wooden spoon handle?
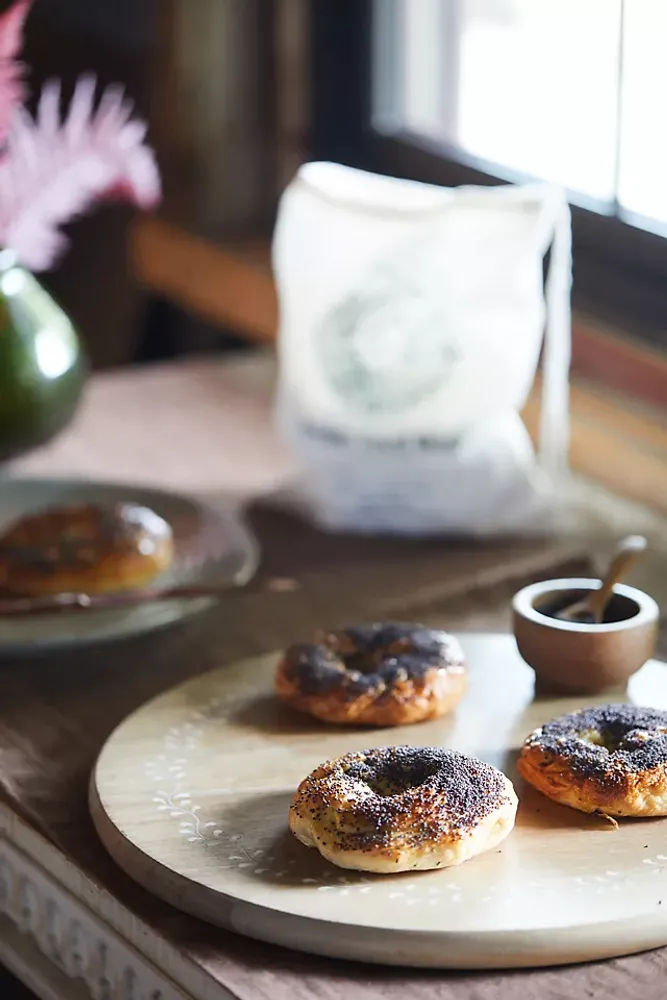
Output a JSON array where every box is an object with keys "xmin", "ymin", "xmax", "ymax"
[{"xmin": 588, "ymin": 534, "xmax": 647, "ymax": 623}]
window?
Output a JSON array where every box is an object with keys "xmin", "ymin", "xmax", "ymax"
[{"xmin": 310, "ymin": 0, "xmax": 667, "ymax": 347}]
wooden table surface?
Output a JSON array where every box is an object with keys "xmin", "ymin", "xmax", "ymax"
[{"xmin": 2, "ymin": 353, "xmax": 664, "ymax": 1000}]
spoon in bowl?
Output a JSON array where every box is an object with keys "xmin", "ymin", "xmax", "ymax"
[{"xmin": 557, "ymin": 534, "xmax": 647, "ymax": 624}]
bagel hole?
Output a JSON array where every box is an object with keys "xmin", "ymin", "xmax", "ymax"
[
  {"xmin": 343, "ymin": 652, "xmax": 377, "ymax": 675},
  {"xmin": 577, "ymin": 728, "xmax": 618, "ymax": 751},
  {"xmin": 350, "ymin": 759, "xmax": 441, "ymax": 797},
  {"xmin": 365, "ymin": 775, "xmax": 416, "ymax": 797},
  {"xmin": 577, "ymin": 726, "xmax": 667, "ymax": 752}
]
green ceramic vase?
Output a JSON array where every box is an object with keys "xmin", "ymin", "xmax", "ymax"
[{"xmin": 0, "ymin": 250, "xmax": 86, "ymax": 462}]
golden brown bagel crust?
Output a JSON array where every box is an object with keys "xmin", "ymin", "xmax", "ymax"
[
  {"xmin": 0, "ymin": 502, "xmax": 174, "ymax": 596},
  {"xmin": 518, "ymin": 704, "xmax": 667, "ymax": 817},
  {"xmin": 275, "ymin": 623, "xmax": 467, "ymax": 727},
  {"xmin": 289, "ymin": 746, "xmax": 518, "ymax": 872}
]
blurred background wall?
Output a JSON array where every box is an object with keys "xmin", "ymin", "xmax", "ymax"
[{"xmin": 20, "ymin": 0, "xmax": 307, "ymax": 368}]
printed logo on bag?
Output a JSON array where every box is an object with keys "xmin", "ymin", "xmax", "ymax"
[{"xmin": 316, "ymin": 245, "xmax": 461, "ymax": 416}]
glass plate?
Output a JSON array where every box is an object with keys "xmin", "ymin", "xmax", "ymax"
[{"xmin": 0, "ymin": 478, "xmax": 259, "ymax": 655}]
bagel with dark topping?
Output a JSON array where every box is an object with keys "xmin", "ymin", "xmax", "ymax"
[
  {"xmin": 275, "ymin": 622, "xmax": 467, "ymax": 727},
  {"xmin": 0, "ymin": 502, "xmax": 174, "ymax": 596},
  {"xmin": 289, "ymin": 746, "xmax": 518, "ymax": 873},
  {"xmin": 518, "ymin": 704, "xmax": 667, "ymax": 817}
]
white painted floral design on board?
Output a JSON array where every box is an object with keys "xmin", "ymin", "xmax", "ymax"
[{"xmin": 144, "ymin": 702, "xmax": 667, "ymax": 905}]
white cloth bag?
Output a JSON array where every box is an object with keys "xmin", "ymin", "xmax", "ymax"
[{"xmin": 273, "ymin": 162, "xmax": 572, "ymax": 535}]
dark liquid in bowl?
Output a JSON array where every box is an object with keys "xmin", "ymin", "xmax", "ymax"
[{"xmin": 536, "ymin": 590, "xmax": 640, "ymax": 624}]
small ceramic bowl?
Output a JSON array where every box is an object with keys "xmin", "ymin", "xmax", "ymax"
[{"xmin": 512, "ymin": 577, "xmax": 660, "ymax": 695}]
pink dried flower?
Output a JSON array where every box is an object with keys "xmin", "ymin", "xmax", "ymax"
[
  {"xmin": 0, "ymin": 0, "xmax": 161, "ymax": 270},
  {"xmin": 0, "ymin": 0, "xmax": 29, "ymax": 147},
  {"xmin": 0, "ymin": 77, "xmax": 161, "ymax": 270}
]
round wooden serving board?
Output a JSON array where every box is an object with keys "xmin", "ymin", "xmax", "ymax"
[{"xmin": 91, "ymin": 633, "xmax": 667, "ymax": 969}]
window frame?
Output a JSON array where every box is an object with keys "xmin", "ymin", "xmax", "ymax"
[{"xmin": 309, "ymin": 0, "xmax": 667, "ymax": 350}]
